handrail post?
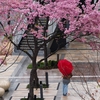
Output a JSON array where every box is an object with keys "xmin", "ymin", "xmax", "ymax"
[
  {"xmin": 45, "ymin": 72, "xmax": 49, "ymax": 88},
  {"xmin": 40, "ymin": 81, "xmax": 43, "ymax": 100},
  {"xmin": 57, "ymin": 54, "xmax": 59, "ymax": 62}
]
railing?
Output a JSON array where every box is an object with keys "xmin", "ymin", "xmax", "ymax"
[
  {"xmin": 13, "ymin": 29, "xmax": 25, "ymax": 45},
  {"xmin": 48, "ymin": 19, "xmax": 57, "ymax": 36},
  {"xmin": 12, "ymin": 13, "xmax": 25, "ymax": 45}
]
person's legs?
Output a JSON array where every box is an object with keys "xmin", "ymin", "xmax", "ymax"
[{"xmin": 63, "ymin": 83, "xmax": 68, "ymax": 96}]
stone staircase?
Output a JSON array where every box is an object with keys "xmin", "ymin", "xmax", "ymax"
[
  {"xmin": 18, "ymin": 33, "xmax": 44, "ymax": 50},
  {"xmin": 16, "ymin": 18, "xmax": 47, "ymax": 51},
  {"xmin": 16, "ymin": 18, "xmax": 66, "ymax": 55}
]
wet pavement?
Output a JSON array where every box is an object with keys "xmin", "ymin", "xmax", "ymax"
[{"xmin": 0, "ymin": 42, "xmax": 100, "ymax": 100}]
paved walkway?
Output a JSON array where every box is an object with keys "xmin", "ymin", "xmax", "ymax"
[
  {"xmin": 58, "ymin": 81, "xmax": 100, "ymax": 100},
  {"xmin": 0, "ymin": 55, "xmax": 24, "ymax": 80},
  {"xmin": 0, "ymin": 55, "xmax": 29, "ymax": 100},
  {"xmin": 0, "ymin": 42, "xmax": 100, "ymax": 100}
]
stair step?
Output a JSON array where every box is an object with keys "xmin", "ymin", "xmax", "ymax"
[
  {"xmin": 21, "ymin": 40, "xmax": 43, "ymax": 43},
  {"xmin": 38, "ymin": 18, "xmax": 47, "ymax": 26},
  {"xmin": 25, "ymin": 36, "xmax": 34, "ymax": 38},
  {"xmin": 20, "ymin": 43, "xmax": 35, "ymax": 45},
  {"xmin": 21, "ymin": 39, "xmax": 43, "ymax": 42},
  {"xmin": 21, "ymin": 39, "xmax": 34, "ymax": 42},
  {"xmin": 18, "ymin": 47, "xmax": 44, "ymax": 50},
  {"xmin": 19, "ymin": 43, "xmax": 43, "ymax": 46}
]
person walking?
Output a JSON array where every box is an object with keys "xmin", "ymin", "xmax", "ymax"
[
  {"xmin": 57, "ymin": 59, "xmax": 73, "ymax": 96},
  {"xmin": 62, "ymin": 73, "xmax": 72, "ymax": 96}
]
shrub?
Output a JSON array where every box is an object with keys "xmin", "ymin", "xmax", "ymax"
[
  {"xmin": 20, "ymin": 98, "xmax": 44, "ymax": 100},
  {"xmin": 27, "ymin": 63, "xmax": 32, "ymax": 69},
  {"xmin": 27, "ymin": 60, "xmax": 58, "ymax": 69},
  {"xmin": 38, "ymin": 62, "xmax": 45, "ymax": 69},
  {"xmin": 26, "ymin": 84, "xmax": 48, "ymax": 89}
]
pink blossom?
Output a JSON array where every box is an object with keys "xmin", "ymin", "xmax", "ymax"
[{"xmin": 0, "ymin": 0, "xmax": 100, "ymax": 50}]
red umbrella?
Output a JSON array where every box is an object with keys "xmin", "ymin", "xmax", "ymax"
[{"xmin": 57, "ymin": 59, "xmax": 73, "ymax": 76}]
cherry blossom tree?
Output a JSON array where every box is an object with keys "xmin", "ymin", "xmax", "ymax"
[{"xmin": 0, "ymin": 0, "xmax": 100, "ymax": 99}]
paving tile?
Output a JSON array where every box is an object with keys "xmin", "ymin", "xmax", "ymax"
[
  {"xmin": 68, "ymin": 42, "xmax": 91, "ymax": 49},
  {"xmin": 12, "ymin": 90, "xmax": 57, "ymax": 95},
  {"xmin": 12, "ymin": 91, "xmax": 57, "ymax": 97},
  {"xmin": 11, "ymin": 96, "xmax": 54, "ymax": 100},
  {"xmin": 11, "ymin": 82, "xmax": 58, "ymax": 100},
  {"xmin": 36, "ymin": 56, "xmax": 44, "ymax": 62},
  {"xmin": 17, "ymin": 83, "xmax": 58, "ymax": 90},
  {"xmin": 0, "ymin": 65, "xmax": 17, "ymax": 71},
  {"xmin": 37, "ymin": 69, "xmax": 61, "ymax": 76},
  {"xmin": 59, "ymin": 82, "xmax": 100, "ymax": 100},
  {"xmin": 61, "ymin": 95, "xmax": 81, "ymax": 100},
  {"xmin": 0, "ymin": 56, "xmax": 24, "ymax": 81}
]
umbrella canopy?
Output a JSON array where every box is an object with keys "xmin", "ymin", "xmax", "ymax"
[{"xmin": 57, "ymin": 59, "xmax": 73, "ymax": 76}]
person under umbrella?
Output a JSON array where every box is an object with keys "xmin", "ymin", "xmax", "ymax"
[
  {"xmin": 57, "ymin": 59, "xmax": 73, "ymax": 96},
  {"xmin": 62, "ymin": 73, "xmax": 72, "ymax": 96}
]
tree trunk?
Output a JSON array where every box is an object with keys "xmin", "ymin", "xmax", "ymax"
[
  {"xmin": 29, "ymin": 58, "xmax": 38, "ymax": 100},
  {"xmin": 29, "ymin": 69, "xmax": 34, "ymax": 100}
]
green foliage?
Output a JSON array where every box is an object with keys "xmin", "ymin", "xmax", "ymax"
[
  {"xmin": 38, "ymin": 62, "xmax": 45, "ymax": 69},
  {"xmin": 27, "ymin": 63, "xmax": 32, "ymax": 69},
  {"xmin": 26, "ymin": 83, "xmax": 48, "ymax": 89},
  {"xmin": 20, "ymin": 98, "xmax": 44, "ymax": 100},
  {"xmin": 20, "ymin": 98, "xmax": 27, "ymax": 100},
  {"xmin": 27, "ymin": 60, "xmax": 58, "ymax": 69},
  {"xmin": 48, "ymin": 60, "xmax": 58, "ymax": 67}
]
